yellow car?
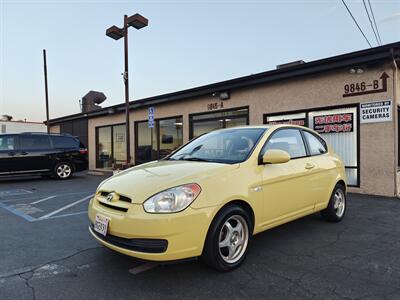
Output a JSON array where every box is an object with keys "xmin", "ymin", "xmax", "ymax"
[{"xmin": 88, "ymin": 125, "xmax": 347, "ymax": 271}]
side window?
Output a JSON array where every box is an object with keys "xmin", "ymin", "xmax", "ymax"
[
  {"xmin": 264, "ymin": 129, "xmax": 306, "ymax": 159},
  {"xmin": 303, "ymin": 131, "xmax": 327, "ymax": 155},
  {"xmin": 51, "ymin": 136, "xmax": 79, "ymax": 149},
  {"xmin": 19, "ymin": 135, "xmax": 51, "ymax": 150},
  {"xmin": 0, "ymin": 136, "xmax": 15, "ymax": 151}
]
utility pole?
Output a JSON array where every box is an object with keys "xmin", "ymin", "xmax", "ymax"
[{"xmin": 43, "ymin": 49, "xmax": 50, "ymax": 133}]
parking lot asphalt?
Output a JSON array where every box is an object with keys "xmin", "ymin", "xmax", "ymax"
[{"xmin": 1, "ymin": 174, "xmax": 400, "ymax": 300}]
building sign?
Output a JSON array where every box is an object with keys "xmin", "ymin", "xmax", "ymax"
[
  {"xmin": 148, "ymin": 107, "xmax": 155, "ymax": 128},
  {"xmin": 360, "ymin": 100, "xmax": 392, "ymax": 124},
  {"xmin": 207, "ymin": 101, "xmax": 224, "ymax": 111},
  {"xmin": 343, "ymin": 72, "xmax": 389, "ymax": 98},
  {"xmin": 313, "ymin": 113, "xmax": 353, "ymax": 133},
  {"xmin": 266, "ymin": 118, "xmax": 306, "ymax": 126}
]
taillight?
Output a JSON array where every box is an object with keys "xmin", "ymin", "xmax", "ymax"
[{"xmin": 79, "ymin": 148, "xmax": 88, "ymax": 155}]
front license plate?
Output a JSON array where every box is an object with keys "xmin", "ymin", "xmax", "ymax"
[{"xmin": 94, "ymin": 214, "xmax": 110, "ymax": 237}]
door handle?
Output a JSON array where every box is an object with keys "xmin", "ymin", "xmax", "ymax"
[{"xmin": 305, "ymin": 163, "xmax": 315, "ymax": 170}]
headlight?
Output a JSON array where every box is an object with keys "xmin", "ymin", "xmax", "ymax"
[{"xmin": 143, "ymin": 183, "xmax": 201, "ymax": 213}]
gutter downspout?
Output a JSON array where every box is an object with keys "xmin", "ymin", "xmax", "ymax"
[{"xmin": 391, "ymin": 48, "xmax": 399, "ymax": 197}]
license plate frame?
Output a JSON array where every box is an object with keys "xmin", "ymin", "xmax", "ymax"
[{"xmin": 94, "ymin": 214, "xmax": 110, "ymax": 237}]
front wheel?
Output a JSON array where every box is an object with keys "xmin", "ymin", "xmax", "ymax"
[
  {"xmin": 54, "ymin": 162, "xmax": 73, "ymax": 180},
  {"xmin": 321, "ymin": 184, "xmax": 346, "ymax": 222},
  {"xmin": 201, "ymin": 205, "xmax": 251, "ymax": 271}
]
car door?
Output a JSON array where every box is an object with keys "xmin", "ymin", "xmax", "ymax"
[
  {"xmin": 259, "ymin": 128, "xmax": 315, "ymax": 227},
  {"xmin": 301, "ymin": 130, "xmax": 335, "ymax": 209},
  {"xmin": 17, "ymin": 134, "xmax": 53, "ymax": 172},
  {"xmin": 0, "ymin": 135, "xmax": 20, "ymax": 173}
]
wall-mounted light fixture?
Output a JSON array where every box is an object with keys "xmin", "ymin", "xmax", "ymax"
[
  {"xmin": 219, "ymin": 91, "xmax": 230, "ymax": 100},
  {"xmin": 349, "ymin": 67, "xmax": 364, "ymax": 74}
]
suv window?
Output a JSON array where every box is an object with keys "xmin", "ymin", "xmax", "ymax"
[
  {"xmin": 263, "ymin": 129, "xmax": 306, "ymax": 159},
  {"xmin": 0, "ymin": 136, "xmax": 16, "ymax": 151},
  {"xmin": 51, "ymin": 136, "xmax": 79, "ymax": 149},
  {"xmin": 19, "ymin": 135, "xmax": 51, "ymax": 150},
  {"xmin": 303, "ymin": 131, "xmax": 327, "ymax": 155}
]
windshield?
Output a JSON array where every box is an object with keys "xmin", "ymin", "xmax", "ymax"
[{"xmin": 168, "ymin": 128, "xmax": 267, "ymax": 164}]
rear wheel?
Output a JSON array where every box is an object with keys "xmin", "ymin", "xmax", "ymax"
[
  {"xmin": 201, "ymin": 205, "xmax": 251, "ymax": 271},
  {"xmin": 321, "ymin": 184, "xmax": 346, "ymax": 222},
  {"xmin": 54, "ymin": 162, "xmax": 73, "ymax": 180}
]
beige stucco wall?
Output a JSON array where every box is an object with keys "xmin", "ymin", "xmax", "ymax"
[
  {"xmin": 49, "ymin": 124, "xmax": 60, "ymax": 133},
  {"xmin": 80, "ymin": 63, "xmax": 397, "ymax": 197}
]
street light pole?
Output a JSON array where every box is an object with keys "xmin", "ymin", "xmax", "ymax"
[
  {"xmin": 43, "ymin": 49, "xmax": 50, "ymax": 133},
  {"xmin": 123, "ymin": 15, "xmax": 131, "ymax": 165},
  {"xmin": 106, "ymin": 13, "xmax": 148, "ymax": 166}
]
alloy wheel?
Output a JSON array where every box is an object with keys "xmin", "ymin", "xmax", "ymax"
[
  {"xmin": 57, "ymin": 164, "xmax": 71, "ymax": 179},
  {"xmin": 218, "ymin": 215, "xmax": 249, "ymax": 264},
  {"xmin": 333, "ymin": 189, "xmax": 345, "ymax": 218}
]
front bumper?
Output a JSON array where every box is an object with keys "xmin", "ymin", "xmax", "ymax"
[{"xmin": 88, "ymin": 197, "xmax": 213, "ymax": 261}]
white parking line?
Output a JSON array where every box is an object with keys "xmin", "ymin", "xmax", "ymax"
[
  {"xmin": 31, "ymin": 196, "xmax": 56, "ymax": 205},
  {"xmin": 128, "ymin": 263, "xmax": 158, "ymax": 275},
  {"xmin": 38, "ymin": 194, "xmax": 94, "ymax": 220}
]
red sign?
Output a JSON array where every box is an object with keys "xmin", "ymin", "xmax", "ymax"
[{"xmin": 313, "ymin": 113, "xmax": 353, "ymax": 134}]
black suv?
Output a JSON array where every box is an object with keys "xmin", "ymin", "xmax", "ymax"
[{"xmin": 0, "ymin": 132, "xmax": 88, "ymax": 179}]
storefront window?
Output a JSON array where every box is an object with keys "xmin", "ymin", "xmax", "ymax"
[
  {"xmin": 159, "ymin": 118, "xmax": 183, "ymax": 158},
  {"xmin": 136, "ymin": 121, "xmax": 158, "ymax": 164},
  {"xmin": 135, "ymin": 117, "xmax": 183, "ymax": 165},
  {"xmin": 97, "ymin": 126, "xmax": 112, "ymax": 169},
  {"xmin": 113, "ymin": 125, "xmax": 127, "ymax": 164},
  {"xmin": 264, "ymin": 106, "xmax": 359, "ymax": 187},
  {"xmin": 308, "ymin": 107, "xmax": 358, "ymax": 186},
  {"xmin": 190, "ymin": 107, "xmax": 249, "ymax": 138},
  {"xmin": 96, "ymin": 124, "xmax": 126, "ymax": 169}
]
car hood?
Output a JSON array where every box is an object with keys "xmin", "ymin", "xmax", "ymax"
[{"xmin": 97, "ymin": 160, "xmax": 239, "ymax": 204}]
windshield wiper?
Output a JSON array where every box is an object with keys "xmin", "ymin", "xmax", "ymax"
[{"xmin": 180, "ymin": 157, "xmax": 212, "ymax": 162}]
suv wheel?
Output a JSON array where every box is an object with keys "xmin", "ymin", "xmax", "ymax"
[
  {"xmin": 201, "ymin": 205, "xmax": 251, "ymax": 271},
  {"xmin": 54, "ymin": 162, "xmax": 73, "ymax": 180}
]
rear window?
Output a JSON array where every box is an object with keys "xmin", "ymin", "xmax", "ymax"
[
  {"xmin": 51, "ymin": 136, "xmax": 79, "ymax": 149},
  {"xmin": 0, "ymin": 136, "xmax": 16, "ymax": 151},
  {"xmin": 19, "ymin": 135, "xmax": 51, "ymax": 150}
]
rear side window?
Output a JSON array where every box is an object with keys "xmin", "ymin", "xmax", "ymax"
[
  {"xmin": 51, "ymin": 136, "xmax": 79, "ymax": 149},
  {"xmin": 19, "ymin": 135, "xmax": 51, "ymax": 150},
  {"xmin": 0, "ymin": 136, "xmax": 16, "ymax": 151},
  {"xmin": 303, "ymin": 131, "xmax": 327, "ymax": 155},
  {"xmin": 263, "ymin": 129, "xmax": 307, "ymax": 159}
]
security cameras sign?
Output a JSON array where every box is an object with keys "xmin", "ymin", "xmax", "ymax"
[
  {"xmin": 313, "ymin": 113, "xmax": 353, "ymax": 134},
  {"xmin": 360, "ymin": 100, "xmax": 392, "ymax": 124}
]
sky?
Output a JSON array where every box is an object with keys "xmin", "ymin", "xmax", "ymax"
[{"xmin": 0, "ymin": 0, "xmax": 399, "ymax": 122}]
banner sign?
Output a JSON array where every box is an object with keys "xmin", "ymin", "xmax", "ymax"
[
  {"xmin": 266, "ymin": 118, "xmax": 306, "ymax": 126},
  {"xmin": 360, "ymin": 100, "xmax": 392, "ymax": 124},
  {"xmin": 148, "ymin": 107, "xmax": 155, "ymax": 128},
  {"xmin": 313, "ymin": 113, "xmax": 353, "ymax": 134}
]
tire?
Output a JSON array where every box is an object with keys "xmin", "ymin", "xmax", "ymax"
[
  {"xmin": 321, "ymin": 184, "xmax": 346, "ymax": 222},
  {"xmin": 54, "ymin": 162, "xmax": 73, "ymax": 180},
  {"xmin": 201, "ymin": 205, "xmax": 252, "ymax": 271}
]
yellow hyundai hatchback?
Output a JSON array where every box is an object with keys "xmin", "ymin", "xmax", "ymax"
[{"xmin": 88, "ymin": 125, "xmax": 347, "ymax": 271}]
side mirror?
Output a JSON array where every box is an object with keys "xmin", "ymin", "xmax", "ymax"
[{"xmin": 262, "ymin": 149, "xmax": 290, "ymax": 164}]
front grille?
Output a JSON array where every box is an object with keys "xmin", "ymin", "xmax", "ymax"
[
  {"xmin": 90, "ymin": 224, "xmax": 168, "ymax": 253},
  {"xmin": 98, "ymin": 201, "xmax": 128, "ymax": 212},
  {"xmin": 98, "ymin": 191, "xmax": 132, "ymax": 203},
  {"xmin": 119, "ymin": 195, "xmax": 131, "ymax": 203}
]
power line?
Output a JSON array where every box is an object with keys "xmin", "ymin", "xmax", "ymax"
[
  {"xmin": 367, "ymin": 0, "xmax": 382, "ymax": 45},
  {"xmin": 341, "ymin": 0, "xmax": 372, "ymax": 48},
  {"xmin": 363, "ymin": 0, "xmax": 380, "ymax": 46}
]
